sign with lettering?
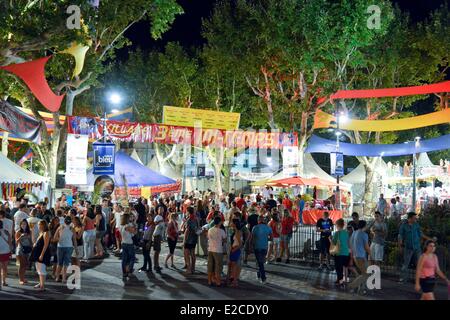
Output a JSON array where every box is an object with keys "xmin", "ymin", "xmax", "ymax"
[
  {"xmin": 93, "ymin": 143, "xmax": 115, "ymax": 175},
  {"xmin": 67, "ymin": 116, "xmax": 298, "ymax": 149}
]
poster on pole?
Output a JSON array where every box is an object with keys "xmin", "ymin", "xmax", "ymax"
[
  {"xmin": 93, "ymin": 143, "xmax": 115, "ymax": 175},
  {"xmin": 330, "ymin": 151, "xmax": 344, "ymax": 176},
  {"xmin": 65, "ymin": 134, "xmax": 88, "ymax": 185}
]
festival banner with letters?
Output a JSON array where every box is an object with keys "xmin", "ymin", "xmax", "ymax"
[
  {"xmin": 66, "ymin": 134, "xmax": 89, "ymax": 185},
  {"xmin": 163, "ymin": 106, "xmax": 241, "ymax": 130},
  {"xmin": 93, "ymin": 143, "xmax": 115, "ymax": 175},
  {"xmin": 0, "ymin": 100, "xmax": 42, "ymax": 143},
  {"xmin": 313, "ymin": 108, "xmax": 450, "ymax": 132},
  {"xmin": 67, "ymin": 116, "xmax": 298, "ymax": 149}
]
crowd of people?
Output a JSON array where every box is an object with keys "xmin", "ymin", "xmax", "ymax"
[{"xmin": 0, "ymin": 190, "xmax": 448, "ymax": 300}]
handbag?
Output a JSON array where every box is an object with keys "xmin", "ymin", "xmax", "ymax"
[
  {"xmin": 22, "ymin": 245, "xmax": 32, "ymax": 255},
  {"xmin": 330, "ymin": 232, "xmax": 340, "ymax": 256}
]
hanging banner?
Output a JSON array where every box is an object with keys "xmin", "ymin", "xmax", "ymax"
[
  {"xmin": 330, "ymin": 152, "xmax": 344, "ymax": 176},
  {"xmin": 313, "ymin": 109, "xmax": 450, "ymax": 132},
  {"xmin": 67, "ymin": 116, "xmax": 298, "ymax": 149},
  {"xmin": 330, "ymin": 81, "xmax": 450, "ymax": 101},
  {"xmin": 93, "ymin": 143, "xmax": 115, "ymax": 175},
  {"xmin": 283, "ymin": 146, "xmax": 299, "ymax": 166},
  {"xmin": 306, "ymin": 134, "xmax": 450, "ymax": 157},
  {"xmin": 0, "ymin": 56, "xmax": 65, "ymax": 112},
  {"xmin": 163, "ymin": 106, "xmax": 241, "ymax": 130},
  {"xmin": 61, "ymin": 43, "xmax": 89, "ymax": 77},
  {"xmin": 17, "ymin": 149, "xmax": 34, "ymax": 167},
  {"xmin": 0, "ymin": 100, "xmax": 41, "ymax": 143},
  {"xmin": 65, "ymin": 134, "xmax": 88, "ymax": 185}
]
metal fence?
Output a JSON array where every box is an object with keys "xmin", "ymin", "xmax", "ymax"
[{"xmin": 289, "ymin": 224, "xmax": 449, "ymax": 278}]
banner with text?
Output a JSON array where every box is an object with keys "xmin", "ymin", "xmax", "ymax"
[
  {"xmin": 67, "ymin": 116, "xmax": 298, "ymax": 149},
  {"xmin": 93, "ymin": 143, "xmax": 115, "ymax": 175},
  {"xmin": 163, "ymin": 105, "xmax": 241, "ymax": 130},
  {"xmin": 65, "ymin": 134, "xmax": 88, "ymax": 185}
]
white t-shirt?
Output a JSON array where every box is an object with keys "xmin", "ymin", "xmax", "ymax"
[
  {"xmin": 14, "ymin": 210, "xmax": 29, "ymax": 232},
  {"xmin": 27, "ymin": 216, "xmax": 42, "ymax": 244},
  {"xmin": 114, "ymin": 212, "xmax": 122, "ymax": 229},
  {"xmin": 208, "ymin": 227, "xmax": 226, "ymax": 253},
  {"xmin": 0, "ymin": 229, "xmax": 10, "ymax": 254},
  {"xmin": 119, "ymin": 224, "xmax": 133, "ymax": 244},
  {"xmin": 0, "ymin": 218, "xmax": 13, "ymax": 237}
]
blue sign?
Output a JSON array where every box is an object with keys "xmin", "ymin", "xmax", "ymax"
[
  {"xmin": 93, "ymin": 143, "xmax": 115, "ymax": 175},
  {"xmin": 331, "ymin": 151, "xmax": 344, "ymax": 176}
]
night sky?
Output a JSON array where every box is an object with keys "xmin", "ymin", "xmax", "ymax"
[{"xmin": 119, "ymin": 0, "xmax": 449, "ymax": 58}]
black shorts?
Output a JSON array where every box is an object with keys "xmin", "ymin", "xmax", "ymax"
[
  {"xmin": 168, "ymin": 238, "xmax": 177, "ymax": 254},
  {"xmin": 320, "ymin": 237, "xmax": 330, "ymax": 255},
  {"xmin": 153, "ymin": 235, "xmax": 162, "ymax": 252},
  {"xmin": 420, "ymin": 277, "xmax": 436, "ymax": 293},
  {"xmin": 184, "ymin": 242, "xmax": 197, "ymax": 250}
]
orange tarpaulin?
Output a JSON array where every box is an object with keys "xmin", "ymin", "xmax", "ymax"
[{"xmin": 302, "ymin": 210, "xmax": 343, "ymax": 225}]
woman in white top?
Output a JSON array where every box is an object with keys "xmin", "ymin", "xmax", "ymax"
[
  {"xmin": 54, "ymin": 216, "xmax": 77, "ymax": 282},
  {"xmin": 0, "ymin": 220, "xmax": 12, "ymax": 287},
  {"xmin": 120, "ymin": 214, "xmax": 136, "ymax": 278}
]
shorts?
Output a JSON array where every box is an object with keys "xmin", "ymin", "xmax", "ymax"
[
  {"xmin": 115, "ymin": 228, "xmax": 122, "ymax": 242},
  {"xmin": 168, "ymin": 238, "xmax": 177, "ymax": 254},
  {"xmin": 229, "ymin": 249, "xmax": 241, "ymax": 262},
  {"xmin": 35, "ymin": 262, "xmax": 47, "ymax": 276},
  {"xmin": 207, "ymin": 251, "xmax": 223, "ymax": 274},
  {"xmin": 184, "ymin": 242, "xmax": 197, "ymax": 250},
  {"xmin": 96, "ymin": 230, "xmax": 105, "ymax": 239},
  {"xmin": 153, "ymin": 235, "xmax": 162, "ymax": 252},
  {"xmin": 269, "ymin": 237, "xmax": 281, "ymax": 246},
  {"xmin": 57, "ymin": 247, "xmax": 74, "ymax": 267},
  {"xmin": 281, "ymin": 233, "xmax": 292, "ymax": 243},
  {"xmin": 419, "ymin": 277, "xmax": 435, "ymax": 293},
  {"xmin": 370, "ymin": 243, "xmax": 384, "ymax": 262},
  {"xmin": 0, "ymin": 253, "xmax": 11, "ymax": 262},
  {"xmin": 320, "ymin": 237, "xmax": 330, "ymax": 255},
  {"xmin": 72, "ymin": 245, "xmax": 84, "ymax": 259}
]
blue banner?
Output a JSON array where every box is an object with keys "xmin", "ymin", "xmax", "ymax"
[
  {"xmin": 331, "ymin": 152, "xmax": 344, "ymax": 176},
  {"xmin": 306, "ymin": 134, "xmax": 450, "ymax": 157},
  {"xmin": 93, "ymin": 143, "xmax": 115, "ymax": 175}
]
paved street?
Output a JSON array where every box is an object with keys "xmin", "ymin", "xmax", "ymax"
[{"xmin": 0, "ymin": 243, "xmax": 447, "ymax": 300}]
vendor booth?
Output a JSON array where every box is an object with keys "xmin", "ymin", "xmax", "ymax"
[{"xmin": 0, "ymin": 151, "xmax": 48, "ymax": 201}]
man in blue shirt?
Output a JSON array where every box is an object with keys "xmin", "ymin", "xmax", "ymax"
[
  {"xmin": 297, "ymin": 194, "xmax": 305, "ymax": 225},
  {"xmin": 349, "ymin": 220, "xmax": 370, "ymax": 292},
  {"xmin": 251, "ymin": 215, "xmax": 273, "ymax": 284},
  {"xmin": 398, "ymin": 212, "xmax": 434, "ymax": 282}
]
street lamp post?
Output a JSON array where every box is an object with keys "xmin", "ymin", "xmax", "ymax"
[
  {"xmin": 105, "ymin": 92, "xmax": 123, "ymax": 142},
  {"xmin": 412, "ymin": 136, "xmax": 421, "ymax": 212}
]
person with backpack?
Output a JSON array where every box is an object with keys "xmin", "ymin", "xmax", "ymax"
[{"xmin": 183, "ymin": 206, "xmax": 199, "ymax": 275}]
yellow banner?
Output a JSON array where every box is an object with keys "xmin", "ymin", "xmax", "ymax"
[
  {"xmin": 61, "ymin": 43, "xmax": 89, "ymax": 77},
  {"xmin": 141, "ymin": 186, "xmax": 151, "ymax": 199},
  {"xmin": 313, "ymin": 109, "xmax": 450, "ymax": 132},
  {"xmin": 163, "ymin": 106, "xmax": 241, "ymax": 130}
]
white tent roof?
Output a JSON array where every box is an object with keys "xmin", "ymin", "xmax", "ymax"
[
  {"xmin": 341, "ymin": 157, "xmax": 387, "ymax": 185},
  {"xmin": 130, "ymin": 149, "xmax": 144, "ymax": 165},
  {"xmin": 417, "ymin": 152, "xmax": 434, "ymax": 167},
  {"xmin": 0, "ymin": 152, "xmax": 48, "ymax": 184},
  {"xmin": 148, "ymin": 157, "xmax": 182, "ymax": 180}
]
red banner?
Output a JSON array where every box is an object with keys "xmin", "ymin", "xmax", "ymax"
[{"xmin": 67, "ymin": 116, "xmax": 298, "ymax": 149}]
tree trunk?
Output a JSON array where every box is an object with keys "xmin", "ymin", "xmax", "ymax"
[
  {"xmin": 362, "ymin": 163, "xmax": 376, "ymax": 217},
  {"xmin": 2, "ymin": 132, "xmax": 8, "ymax": 156},
  {"xmin": 297, "ymin": 135, "xmax": 307, "ymax": 176}
]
